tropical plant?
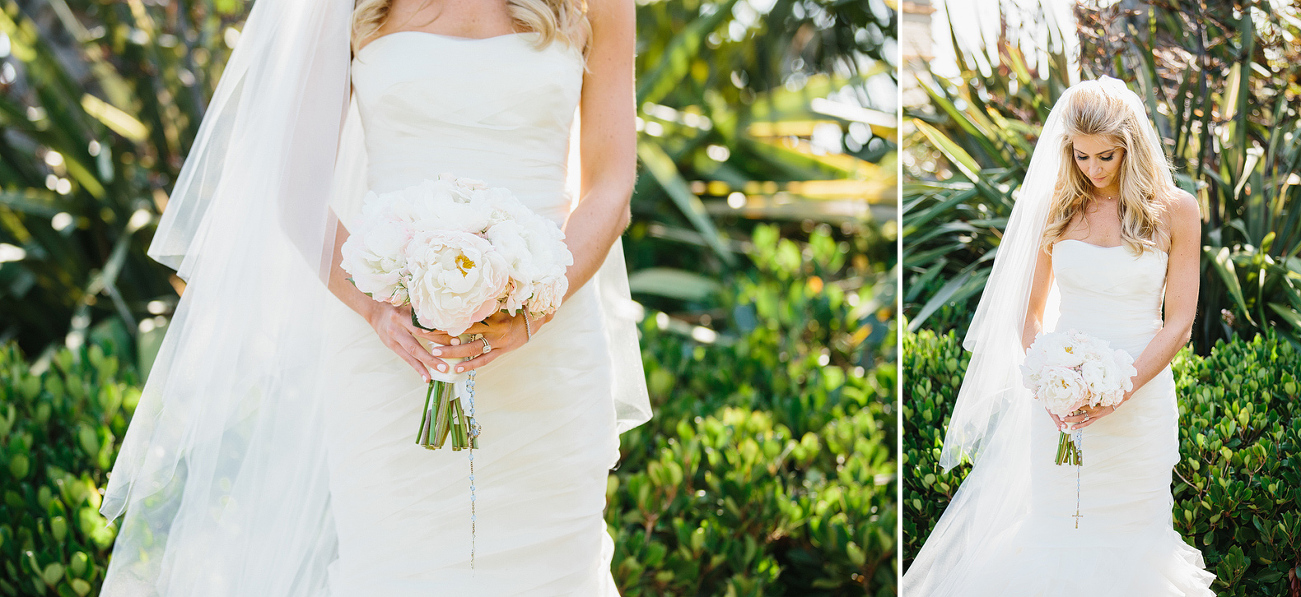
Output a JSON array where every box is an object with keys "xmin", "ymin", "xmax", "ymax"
[
  {"xmin": 1076, "ymin": 0, "xmax": 1301, "ymax": 348},
  {"xmin": 627, "ymin": 0, "xmax": 897, "ymax": 307},
  {"xmin": 902, "ymin": 38, "xmax": 1069, "ymax": 335},
  {"xmin": 903, "ymin": 1, "xmax": 1301, "ymax": 351},
  {"xmin": 0, "ymin": 0, "xmax": 246, "ymax": 361}
]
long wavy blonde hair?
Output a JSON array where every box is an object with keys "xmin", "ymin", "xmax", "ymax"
[
  {"xmin": 351, "ymin": 0, "xmax": 590, "ymax": 57},
  {"xmin": 1042, "ymin": 82, "xmax": 1172, "ymax": 254}
]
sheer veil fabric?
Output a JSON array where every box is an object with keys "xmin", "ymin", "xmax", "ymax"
[
  {"xmin": 902, "ymin": 77, "xmax": 1182, "ymax": 594},
  {"xmin": 99, "ymin": 0, "xmax": 651, "ymax": 593}
]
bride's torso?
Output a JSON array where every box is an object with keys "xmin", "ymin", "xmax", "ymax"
[
  {"xmin": 350, "ymin": 32, "xmax": 584, "ymax": 227},
  {"xmin": 1050, "ymin": 239, "xmax": 1169, "ymax": 357}
]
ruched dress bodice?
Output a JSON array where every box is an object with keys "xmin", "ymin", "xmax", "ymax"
[
  {"xmin": 1051, "ymin": 239, "xmax": 1168, "ymax": 357},
  {"xmin": 351, "ymin": 31, "xmax": 583, "ymax": 226}
]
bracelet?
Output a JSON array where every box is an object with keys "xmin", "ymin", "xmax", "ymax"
[{"xmin": 523, "ymin": 311, "xmax": 533, "ymax": 341}]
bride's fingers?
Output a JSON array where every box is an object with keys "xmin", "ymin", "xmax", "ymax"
[
  {"xmin": 391, "ymin": 345, "xmax": 431, "ymax": 382},
  {"xmin": 397, "ymin": 335, "xmax": 448, "ymax": 374},
  {"xmin": 396, "ymin": 316, "xmax": 450, "ymax": 343},
  {"xmin": 455, "ymin": 346, "xmax": 503, "ymax": 373},
  {"xmin": 383, "ymin": 336, "xmax": 433, "ymax": 382},
  {"xmin": 409, "ymin": 327, "xmax": 455, "ymax": 345},
  {"xmin": 432, "ymin": 336, "xmax": 503, "ymax": 360},
  {"xmin": 1062, "ymin": 407, "xmax": 1111, "ymax": 429},
  {"xmin": 430, "ymin": 343, "xmax": 479, "ymax": 360}
]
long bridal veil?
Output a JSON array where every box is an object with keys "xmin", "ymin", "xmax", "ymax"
[
  {"xmin": 100, "ymin": 0, "xmax": 649, "ymax": 593},
  {"xmin": 902, "ymin": 77, "xmax": 1175, "ymax": 595}
]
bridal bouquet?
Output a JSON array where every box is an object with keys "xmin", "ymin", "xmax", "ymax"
[
  {"xmin": 341, "ymin": 174, "xmax": 573, "ymax": 450},
  {"xmin": 1021, "ymin": 329, "xmax": 1137, "ymax": 466}
]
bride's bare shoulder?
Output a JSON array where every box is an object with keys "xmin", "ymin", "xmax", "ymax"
[
  {"xmin": 1159, "ymin": 186, "xmax": 1199, "ymax": 247},
  {"xmin": 1162, "ymin": 187, "xmax": 1198, "ymax": 221}
]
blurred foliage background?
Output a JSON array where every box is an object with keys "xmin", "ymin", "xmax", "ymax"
[
  {"xmin": 903, "ymin": 0, "xmax": 1301, "ymax": 351},
  {"xmin": 0, "ymin": 0, "xmax": 896, "ymax": 595}
]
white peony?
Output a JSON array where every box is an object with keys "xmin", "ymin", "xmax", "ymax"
[
  {"xmin": 1075, "ymin": 333, "xmax": 1112, "ymax": 365},
  {"xmin": 1021, "ymin": 333, "xmax": 1049, "ymax": 389},
  {"xmin": 1040, "ymin": 330, "xmax": 1087, "ymax": 368},
  {"xmin": 1023, "ymin": 330, "xmax": 1140, "ymax": 414},
  {"xmin": 486, "ymin": 217, "xmax": 572, "ymax": 313},
  {"xmin": 340, "ymin": 210, "xmax": 412, "ymax": 305},
  {"xmin": 405, "ymin": 179, "xmax": 496, "ymax": 235},
  {"xmin": 1079, "ymin": 360, "xmax": 1123, "ymax": 406},
  {"xmin": 1112, "ymin": 348, "xmax": 1136, "ymax": 387},
  {"xmin": 405, "ymin": 230, "xmax": 509, "ymax": 336},
  {"xmin": 526, "ymin": 274, "xmax": 569, "ymax": 316},
  {"xmin": 347, "ymin": 174, "xmax": 574, "ymax": 336},
  {"xmin": 1037, "ymin": 365, "xmax": 1088, "ymax": 416}
]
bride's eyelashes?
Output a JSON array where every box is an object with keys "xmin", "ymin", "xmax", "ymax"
[{"xmin": 1074, "ymin": 151, "xmax": 1117, "ymax": 162}]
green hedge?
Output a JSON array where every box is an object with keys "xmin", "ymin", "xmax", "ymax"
[
  {"xmin": 0, "ymin": 342, "xmax": 138, "ymax": 596},
  {"xmin": 903, "ymin": 329, "xmax": 1301, "ymax": 595},
  {"xmin": 0, "ymin": 226, "xmax": 897, "ymax": 596},
  {"xmin": 610, "ymin": 225, "xmax": 897, "ymax": 596}
]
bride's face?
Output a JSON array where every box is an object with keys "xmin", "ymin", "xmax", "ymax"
[{"xmin": 1071, "ymin": 134, "xmax": 1125, "ymax": 192}]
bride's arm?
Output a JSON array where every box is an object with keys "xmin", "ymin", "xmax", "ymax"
[
  {"xmin": 560, "ymin": 0, "xmax": 636, "ymax": 300},
  {"xmin": 1121, "ymin": 189, "xmax": 1201, "ymax": 401},
  {"xmin": 1022, "ymin": 244, "xmax": 1055, "ymax": 352}
]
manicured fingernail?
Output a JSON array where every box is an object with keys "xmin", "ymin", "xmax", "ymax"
[
  {"xmin": 456, "ymin": 365, "xmax": 464, "ymax": 372},
  {"xmin": 451, "ymin": 338, "xmax": 461, "ymax": 345},
  {"xmin": 431, "ymin": 347, "xmax": 442, "ymax": 356},
  {"xmin": 437, "ymin": 363, "xmax": 447, "ymax": 372}
]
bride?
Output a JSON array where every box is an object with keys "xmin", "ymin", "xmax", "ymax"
[
  {"xmin": 902, "ymin": 78, "xmax": 1216, "ymax": 595},
  {"xmin": 98, "ymin": 0, "xmax": 651, "ymax": 594}
]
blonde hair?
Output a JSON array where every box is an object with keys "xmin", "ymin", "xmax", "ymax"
[
  {"xmin": 1042, "ymin": 82, "xmax": 1172, "ymax": 254},
  {"xmin": 351, "ymin": 0, "xmax": 590, "ymax": 58}
]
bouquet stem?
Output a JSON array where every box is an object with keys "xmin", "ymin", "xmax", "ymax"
[
  {"xmin": 412, "ymin": 331, "xmax": 481, "ymax": 450},
  {"xmin": 415, "ymin": 377, "xmax": 479, "ymax": 450},
  {"xmin": 1054, "ymin": 431, "xmax": 1083, "ymax": 466}
]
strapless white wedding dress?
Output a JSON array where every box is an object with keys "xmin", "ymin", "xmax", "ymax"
[
  {"xmin": 950, "ymin": 240, "xmax": 1215, "ymax": 595},
  {"xmin": 319, "ymin": 32, "xmax": 620, "ymax": 595}
]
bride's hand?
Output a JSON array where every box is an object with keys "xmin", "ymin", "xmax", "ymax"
[
  {"xmin": 366, "ymin": 303, "xmax": 450, "ymax": 383},
  {"xmin": 1060, "ymin": 402, "xmax": 1121, "ymax": 431},
  {"xmin": 429, "ymin": 310, "xmax": 554, "ymax": 373}
]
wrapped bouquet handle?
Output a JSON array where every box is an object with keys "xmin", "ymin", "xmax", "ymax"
[{"xmin": 414, "ymin": 333, "xmax": 480, "ymax": 451}]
